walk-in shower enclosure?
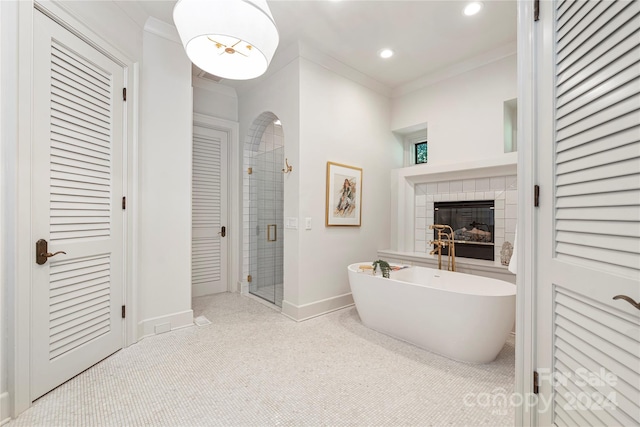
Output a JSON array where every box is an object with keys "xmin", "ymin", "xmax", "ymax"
[{"xmin": 245, "ymin": 119, "xmax": 284, "ymax": 307}]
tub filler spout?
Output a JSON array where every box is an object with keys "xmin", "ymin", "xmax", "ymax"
[{"xmin": 428, "ymin": 224, "xmax": 456, "ymax": 271}]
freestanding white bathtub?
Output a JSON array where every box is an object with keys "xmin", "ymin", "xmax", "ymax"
[{"xmin": 347, "ymin": 262, "xmax": 515, "ymax": 363}]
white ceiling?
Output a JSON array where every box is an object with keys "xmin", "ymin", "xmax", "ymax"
[{"xmin": 135, "ymin": 0, "xmax": 517, "ymax": 91}]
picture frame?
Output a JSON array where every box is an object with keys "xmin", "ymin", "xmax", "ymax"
[{"xmin": 325, "ymin": 162, "xmax": 362, "ymax": 227}]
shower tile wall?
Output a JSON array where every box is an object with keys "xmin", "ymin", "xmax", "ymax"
[
  {"xmin": 414, "ymin": 175, "xmax": 518, "ymax": 261},
  {"xmin": 243, "ymin": 122, "xmax": 284, "ymax": 306}
]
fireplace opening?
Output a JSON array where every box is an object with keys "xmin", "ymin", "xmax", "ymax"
[{"xmin": 433, "ymin": 200, "xmax": 495, "ymax": 261}]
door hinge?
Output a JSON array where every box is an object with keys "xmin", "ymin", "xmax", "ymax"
[
  {"xmin": 122, "ymin": 196, "xmax": 126, "ymax": 210},
  {"xmin": 534, "ymin": 0, "xmax": 540, "ymax": 21},
  {"xmin": 247, "ymin": 275, "xmax": 252, "ymax": 283},
  {"xmin": 533, "ymin": 371, "xmax": 539, "ymax": 394},
  {"xmin": 534, "ymin": 185, "xmax": 540, "ymax": 207},
  {"xmin": 121, "ymin": 305, "xmax": 126, "ymax": 318},
  {"xmin": 123, "ymin": 88, "xmax": 127, "ymax": 101}
]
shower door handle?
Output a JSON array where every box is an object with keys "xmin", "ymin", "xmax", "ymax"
[{"xmin": 267, "ymin": 224, "xmax": 277, "ymax": 242}]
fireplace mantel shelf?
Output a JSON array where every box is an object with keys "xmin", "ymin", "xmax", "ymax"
[{"xmin": 395, "ymin": 152, "xmax": 517, "ymax": 184}]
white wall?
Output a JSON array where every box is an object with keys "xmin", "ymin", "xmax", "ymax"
[
  {"xmin": 297, "ymin": 58, "xmax": 402, "ymax": 307},
  {"xmin": 391, "ymin": 55, "xmax": 517, "ymax": 166},
  {"xmin": 193, "ymin": 78, "xmax": 238, "ymax": 122},
  {"xmin": 137, "ymin": 22, "xmax": 193, "ymax": 337}
]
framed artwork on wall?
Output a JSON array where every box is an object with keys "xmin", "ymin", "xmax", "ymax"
[{"xmin": 325, "ymin": 162, "xmax": 362, "ymax": 227}]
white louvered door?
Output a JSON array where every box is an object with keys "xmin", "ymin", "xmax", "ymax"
[
  {"xmin": 31, "ymin": 11, "xmax": 125, "ymax": 399},
  {"xmin": 535, "ymin": 1, "xmax": 640, "ymax": 426},
  {"xmin": 192, "ymin": 126, "xmax": 228, "ymax": 296}
]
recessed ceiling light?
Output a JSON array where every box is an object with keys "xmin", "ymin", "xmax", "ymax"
[
  {"xmin": 463, "ymin": 2, "xmax": 484, "ymax": 16},
  {"xmin": 379, "ymin": 49, "xmax": 394, "ymax": 59}
]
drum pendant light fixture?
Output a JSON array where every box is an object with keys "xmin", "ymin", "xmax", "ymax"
[{"xmin": 173, "ymin": 0, "xmax": 279, "ymax": 80}]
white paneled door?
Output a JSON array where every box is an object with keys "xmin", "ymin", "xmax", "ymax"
[
  {"xmin": 535, "ymin": 1, "xmax": 640, "ymax": 426},
  {"xmin": 192, "ymin": 126, "xmax": 228, "ymax": 296},
  {"xmin": 31, "ymin": 11, "xmax": 125, "ymax": 400}
]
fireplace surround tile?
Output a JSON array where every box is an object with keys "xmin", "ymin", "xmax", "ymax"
[
  {"xmin": 414, "ymin": 174, "xmax": 518, "ymax": 259},
  {"xmin": 437, "ymin": 181, "xmax": 450, "ymax": 193},
  {"xmin": 490, "ymin": 176, "xmax": 506, "ymax": 191},
  {"xmin": 476, "ymin": 178, "xmax": 491, "ymax": 191},
  {"xmin": 450, "ymin": 180, "xmax": 463, "ymax": 193},
  {"xmin": 463, "ymin": 179, "xmax": 475, "ymax": 192}
]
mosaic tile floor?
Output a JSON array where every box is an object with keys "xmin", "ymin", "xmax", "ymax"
[
  {"xmin": 249, "ymin": 283, "xmax": 284, "ymax": 308},
  {"xmin": 9, "ymin": 293, "xmax": 515, "ymax": 426}
]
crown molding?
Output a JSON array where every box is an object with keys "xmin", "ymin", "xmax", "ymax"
[
  {"xmin": 392, "ymin": 41, "xmax": 517, "ymax": 98},
  {"xmin": 144, "ymin": 16, "xmax": 180, "ymax": 44},
  {"xmin": 232, "ymin": 41, "xmax": 302, "ymax": 96},
  {"xmin": 192, "ymin": 77, "xmax": 238, "ymax": 98},
  {"xmin": 112, "ymin": 0, "xmax": 148, "ymax": 29},
  {"xmin": 297, "ymin": 42, "xmax": 391, "ymax": 98},
  {"xmin": 234, "ymin": 40, "xmax": 392, "ymax": 98}
]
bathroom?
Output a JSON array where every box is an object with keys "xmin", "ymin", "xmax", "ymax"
[
  {"xmin": 5, "ymin": 0, "xmax": 638, "ymax": 424},
  {"xmin": 1, "ymin": 0, "xmax": 520, "ymax": 419}
]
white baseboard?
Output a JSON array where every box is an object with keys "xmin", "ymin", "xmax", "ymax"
[
  {"xmin": 137, "ymin": 309, "xmax": 194, "ymax": 341},
  {"xmin": 0, "ymin": 392, "xmax": 10, "ymax": 425},
  {"xmin": 282, "ymin": 293, "xmax": 354, "ymax": 322}
]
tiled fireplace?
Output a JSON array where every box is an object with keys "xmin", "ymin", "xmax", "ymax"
[{"xmin": 415, "ymin": 175, "xmax": 517, "ymax": 262}]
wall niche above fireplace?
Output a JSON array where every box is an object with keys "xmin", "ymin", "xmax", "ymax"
[{"xmin": 434, "ymin": 200, "xmax": 495, "ymax": 261}]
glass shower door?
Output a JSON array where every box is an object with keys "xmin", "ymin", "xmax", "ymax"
[{"xmin": 249, "ymin": 147, "xmax": 284, "ymax": 306}]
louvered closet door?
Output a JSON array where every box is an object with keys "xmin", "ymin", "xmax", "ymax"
[
  {"xmin": 192, "ymin": 126, "xmax": 228, "ymax": 296},
  {"xmin": 31, "ymin": 10, "xmax": 125, "ymax": 399},
  {"xmin": 535, "ymin": 1, "xmax": 640, "ymax": 426}
]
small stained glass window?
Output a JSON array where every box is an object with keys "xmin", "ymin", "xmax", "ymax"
[{"xmin": 415, "ymin": 141, "xmax": 428, "ymax": 164}]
